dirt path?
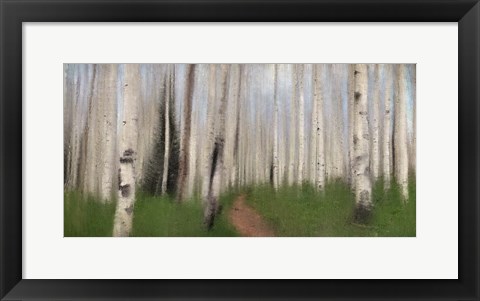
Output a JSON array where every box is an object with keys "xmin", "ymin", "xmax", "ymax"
[{"xmin": 229, "ymin": 194, "xmax": 275, "ymax": 237}]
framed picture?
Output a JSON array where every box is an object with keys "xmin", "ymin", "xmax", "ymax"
[{"xmin": 1, "ymin": 0, "xmax": 479, "ymax": 300}]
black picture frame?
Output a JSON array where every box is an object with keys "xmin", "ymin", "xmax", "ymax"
[{"xmin": 1, "ymin": 0, "xmax": 479, "ymax": 300}]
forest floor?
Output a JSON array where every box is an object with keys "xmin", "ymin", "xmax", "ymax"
[
  {"xmin": 64, "ymin": 179, "xmax": 415, "ymax": 237},
  {"xmin": 229, "ymin": 194, "xmax": 275, "ymax": 237}
]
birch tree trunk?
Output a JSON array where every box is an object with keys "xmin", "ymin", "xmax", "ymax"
[
  {"xmin": 93, "ymin": 65, "xmax": 105, "ymax": 198},
  {"xmin": 161, "ymin": 65, "xmax": 172, "ymax": 195},
  {"xmin": 325, "ymin": 66, "xmax": 334, "ymax": 181},
  {"xmin": 309, "ymin": 64, "xmax": 317, "ymax": 187},
  {"xmin": 254, "ymin": 74, "xmax": 261, "ymax": 184},
  {"xmin": 76, "ymin": 65, "xmax": 90, "ymax": 193},
  {"xmin": 64, "ymin": 65, "xmax": 71, "ymax": 185},
  {"xmin": 330, "ymin": 65, "xmax": 346, "ymax": 180},
  {"xmin": 394, "ymin": 64, "xmax": 409, "ymax": 201},
  {"xmin": 187, "ymin": 67, "xmax": 199, "ymax": 198},
  {"xmin": 314, "ymin": 64, "xmax": 326, "ymax": 191},
  {"xmin": 202, "ymin": 65, "xmax": 217, "ymax": 201},
  {"xmin": 353, "ymin": 64, "xmax": 373, "ymax": 222},
  {"xmin": 83, "ymin": 65, "xmax": 98, "ymax": 196},
  {"xmin": 153, "ymin": 72, "xmax": 167, "ymax": 197},
  {"xmin": 113, "ymin": 64, "xmax": 140, "ymax": 237},
  {"xmin": 273, "ymin": 64, "xmax": 279, "ymax": 189},
  {"xmin": 176, "ymin": 65, "xmax": 195, "ymax": 202},
  {"xmin": 371, "ymin": 64, "xmax": 381, "ymax": 182},
  {"xmin": 223, "ymin": 64, "xmax": 239, "ymax": 188},
  {"xmin": 66, "ymin": 65, "xmax": 82, "ymax": 190},
  {"xmin": 98, "ymin": 64, "xmax": 118, "ymax": 202},
  {"xmin": 232, "ymin": 65, "xmax": 243, "ymax": 188},
  {"xmin": 348, "ymin": 64, "xmax": 355, "ymax": 185},
  {"xmin": 383, "ymin": 65, "xmax": 393, "ymax": 190},
  {"xmin": 411, "ymin": 65, "xmax": 416, "ymax": 173},
  {"xmin": 236, "ymin": 65, "xmax": 247, "ymax": 187},
  {"xmin": 280, "ymin": 75, "xmax": 288, "ymax": 185},
  {"xmin": 337, "ymin": 66, "xmax": 346, "ymax": 179},
  {"xmin": 288, "ymin": 65, "xmax": 297, "ymax": 186},
  {"xmin": 297, "ymin": 64, "xmax": 305, "ymax": 185},
  {"xmin": 204, "ymin": 64, "xmax": 229, "ymax": 229}
]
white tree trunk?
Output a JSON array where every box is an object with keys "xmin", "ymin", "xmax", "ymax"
[
  {"xmin": 235, "ymin": 65, "xmax": 246, "ymax": 187},
  {"xmin": 325, "ymin": 66, "xmax": 334, "ymax": 181},
  {"xmin": 347, "ymin": 64, "xmax": 355, "ymax": 185},
  {"xmin": 177, "ymin": 65, "xmax": 195, "ymax": 202},
  {"xmin": 309, "ymin": 64, "xmax": 317, "ymax": 187},
  {"xmin": 314, "ymin": 64, "xmax": 326, "ymax": 191},
  {"xmin": 353, "ymin": 64, "xmax": 373, "ymax": 222},
  {"xmin": 255, "ymin": 73, "xmax": 262, "ymax": 184},
  {"xmin": 394, "ymin": 64, "xmax": 409, "ymax": 200},
  {"xmin": 411, "ymin": 65, "xmax": 416, "ymax": 173},
  {"xmin": 161, "ymin": 66, "xmax": 172, "ymax": 195},
  {"xmin": 204, "ymin": 64, "xmax": 229, "ymax": 228},
  {"xmin": 383, "ymin": 65, "xmax": 393, "ymax": 190},
  {"xmin": 66, "ymin": 65, "xmax": 82, "ymax": 190},
  {"xmin": 231, "ymin": 64, "xmax": 243, "ymax": 188},
  {"xmin": 297, "ymin": 64, "xmax": 305, "ymax": 185},
  {"xmin": 113, "ymin": 64, "xmax": 140, "ymax": 237},
  {"xmin": 64, "ymin": 65, "xmax": 72, "ymax": 186},
  {"xmin": 280, "ymin": 72, "xmax": 288, "ymax": 185},
  {"xmin": 83, "ymin": 65, "xmax": 98, "ymax": 196},
  {"xmin": 371, "ymin": 64, "xmax": 381, "ymax": 182},
  {"xmin": 330, "ymin": 65, "xmax": 346, "ymax": 180},
  {"xmin": 337, "ymin": 67, "xmax": 346, "ymax": 180},
  {"xmin": 187, "ymin": 67, "xmax": 199, "ymax": 198},
  {"xmin": 98, "ymin": 64, "xmax": 118, "ymax": 202},
  {"xmin": 202, "ymin": 65, "xmax": 217, "ymax": 201},
  {"xmin": 223, "ymin": 64, "xmax": 238, "ymax": 189},
  {"xmin": 288, "ymin": 65, "xmax": 297, "ymax": 186},
  {"xmin": 273, "ymin": 64, "xmax": 279, "ymax": 189}
]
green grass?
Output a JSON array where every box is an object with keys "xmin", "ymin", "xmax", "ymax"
[
  {"xmin": 370, "ymin": 177, "xmax": 416, "ymax": 236},
  {"xmin": 245, "ymin": 178, "xmax": 416, "ymax": 237},
  {"xmin": 64, "ymin": 190, "xmax": 239, "ymax": 237},
  {"xmin": 64, "ymin": 191, "xmax": 116, "ymax": 237},
  {"xmin": 64, "ymin": 178, "xmax": 415, "ymax": 237},
  {"xmin": 131, "ymin": 191, "xmax": 239, "ymax": 237}
]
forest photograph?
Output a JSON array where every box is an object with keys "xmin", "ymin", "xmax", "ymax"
[{"xmin": 64, "ymin": 63, "xmax": 416, "ymax": 237}]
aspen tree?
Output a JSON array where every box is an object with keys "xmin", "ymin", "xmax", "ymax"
[
  {"xmin": 82, "ymin": 65, "xmax": 98, "ymax": 196},
  {"xmin": 273, "ymin": 64, "xmax": 279, "ymax": 189},
  {"xmin": 113, "ymin": 64, "xmax": 141, "ymax": 237},
  {"xmin": 297, "ymin": 64, "xmax": 305, "ymax": 185},
  {"xmin": 161, "ymin": 65, "xmax": 172, "ymax": 195},
  {"xmin": 411, "ymin": 65, "xmax": 416, "ymax": 173},
  {"xmin": 66, "ymin": 65, "xmax": 81, "ymax": 190},
  {"xmin": 383, "ymin": 65, "xmax": 393, "ymax": 190},
  {"xmin": 353, "ymin": 64, "xmax": 373, "ymax": 222},
  {"xmin": 64, "ymin": 65, "xmax": 72, "ymax": 186},
  {"xmin": 288, "ymin": 64, "xmax": 297, "ymax": 185},
  {"xmin": 371, "ymin": 64, "xmax": 381, "ymax": 181},
  {"xmin": 394, "ymin": 64, "xmax": 409, "ymax": 200},
  {"xmin": 98, "ymin": 64, "xmax": 118, "ymax": 202},
  {"xmin": 223, "ymin": 64, "xmax": 239, "ymax": 188},
  {"xmin": 202, "ymin": 65, "xmax": 217, "ymax": 201},
  {"xmin": 330, "ymin": 64, "xmax": 346, "ymax": 180},
  {"xmin": 187, "ymin": 67, "xmax": 199, "ymax": 198},
  {"xmin": 176, "ymin": 65, "xmax": 195, "ymax": 202},
  {"xmin": 254, "ymin": 68, "xmax": 262, "ymax": 184},
  {"xmin": 204, "ymin": 64, "xmax": 229, "ymax": 228},
  {"xmin": 313, "ymin": 64, "xmax": 326, "ymax": 191},
  {"xmin": 347, "ymin": 64, "xmax": 355, "ymax": 185},
  {"xmin": 232, "ymin": 65, "xmax": 243, "ymax": 187}
]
